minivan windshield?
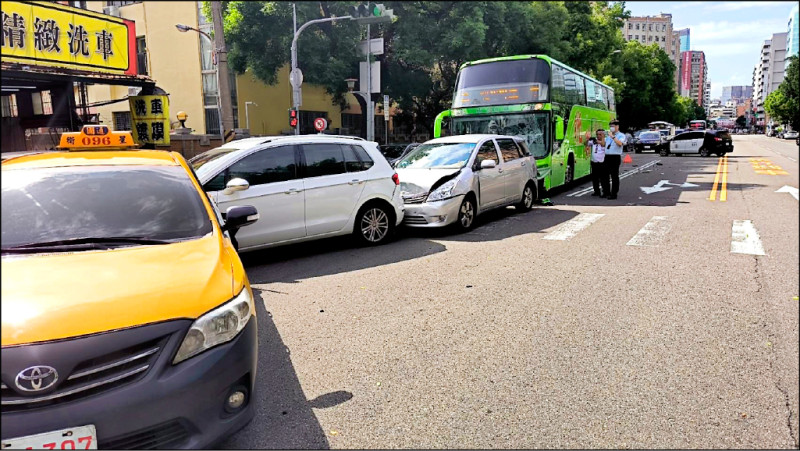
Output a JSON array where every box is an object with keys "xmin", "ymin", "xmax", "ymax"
[
  {"xmin": 1, "ymin": 166, "xmax": 212, "ymax": 252},
  {"xmin": 395, "ymin": 142, "xmax": 476, "ymax": 169}
]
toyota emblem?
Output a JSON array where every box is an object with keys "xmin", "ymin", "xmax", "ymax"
[{"xmin": 15, "ymin": 366, "xmax": 58, "ymax": 392}]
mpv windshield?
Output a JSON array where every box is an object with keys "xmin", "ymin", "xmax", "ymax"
[
  {"xmin": 2, "ymin": 166, "xmax": 212, "ymax": 251},
  {"xmin": 395, "ymin": 143, "xmax": 475, "ymax": 169}
]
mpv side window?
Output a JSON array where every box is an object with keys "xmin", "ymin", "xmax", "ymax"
[
  {"xmin": 302, "ymin": 143, "xmax": 347, "ymax": 177},
  {"xmin": 496, "ymin": 138, "xmax": 521, "ymax": 162},
  {"xmin": 475, "ymin": 141, "xmax": 499, "ymax": 167},
  {"xmin": 227, "ymin": 145, "xmax": 298, "ymax": 186},
  {"xmin": 203, "ymin": 173, "xmax": 226, "ymax": 191},
  {"xmin": 349, "ymin": 145, "xmax": 374, "ymax": 171}
]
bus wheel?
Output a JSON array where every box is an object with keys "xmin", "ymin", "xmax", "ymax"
[{"xmin": 564, "ymin": 161, "xmax": 574, "ymax": 186}]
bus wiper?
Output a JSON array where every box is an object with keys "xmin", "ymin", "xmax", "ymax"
[{"xmin": 6, "ymin": 236, "xmax": 172, "ymax": 249}]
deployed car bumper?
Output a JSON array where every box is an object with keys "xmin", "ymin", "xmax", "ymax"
[
  {"xmin": 1, "ymin": 317, "xmax": 258, "ymax": 449},
  {"xmin": 402, "ymin": 195, "xmax": 464, "ymax": 227}
]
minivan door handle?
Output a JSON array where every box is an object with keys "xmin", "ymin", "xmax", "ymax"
[
  {"xmin": 520, "ymin": 161, "xmax": 527, "ymax": 166},
  {"xmin": 348, "ymin": 179, "xmax": 362, "ymax": 185},
  {"xmin": 285, "ymin": 188, "xmax": 302, "ymax": 194}
]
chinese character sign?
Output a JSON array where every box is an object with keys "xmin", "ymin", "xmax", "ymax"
[
  {"xmin": 129, "ymin": 95, "xmax": 170, "ymax": 146},
  {"xmin": 1, "ymin": 1, "xmax": 135, "ymax": 75}
]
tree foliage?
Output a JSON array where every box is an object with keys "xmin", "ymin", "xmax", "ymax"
[
  {"xmin": 764, "ymin": 90, "xmax": 792, "ymax": 127},
  {"xmin": 217, "ymin": 1, "xmax": 681, "ymax": 134},
  {"xmin": 773, "ymin": 55, "xmax": 798, "ymax": 130}
]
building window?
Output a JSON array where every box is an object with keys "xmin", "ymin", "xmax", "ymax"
[
  {"xmin": 636, "ymin": 23, "xmax": 640, "ymax": 30},
  {"xmin": 628, "ymin": 23, "xmax": 632, "ymax": 30},
  {"xmin": 635, "ymin": 35, "xmax": 639, "ymax": 40},
  {"xmin": 662, "ymin": 36, "xmax": 666, "ymax": 42},
  {"xmin": 1, "ymin": 94, "xmax": 18, "ymax": 117},
  {"xmin": 31, "ymin": 91, "xmax": 53, "ymax": 115},
  {"xmin": 341, "ymin": 113, "xmax": 362, "ymax": 136},
  {"xmin": 628, "ymin": 35, "xmax": 632, "ymax": 40},
  {"xmin": 136, "ymin": 36, "xmax": 148, "ymax": 75},
  {"xmin": 648, "ymin": 36, "xmax": 652, "ymax": 42},
  {"xmin": 112, "ymin": 111, "xmax": 132, "ymax": 130},
  {"xmin": 649, "ymin": 24, "xmax": 653, "ymax": 31},
  {"xmin": 106, "ymin": 1, "xmax": 138, "ymax": 6}
]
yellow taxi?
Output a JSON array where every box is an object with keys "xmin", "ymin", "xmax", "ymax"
[{"xmin": 1, "ymin": 126, "xmax": 260, "ymax": 449}]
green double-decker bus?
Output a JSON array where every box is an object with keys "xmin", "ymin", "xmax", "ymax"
[{"xmin": 433, "ymin": 55, "xmax": 616, "ymax": 193}]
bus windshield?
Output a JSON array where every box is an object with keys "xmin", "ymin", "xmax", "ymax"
[
  {"xmin": 453, "ymin": 59, "xmax": 550, "ymax": 108},
  {"xmin": 451, "ymin": 112, "xmax": 550, "ymax": 159}
]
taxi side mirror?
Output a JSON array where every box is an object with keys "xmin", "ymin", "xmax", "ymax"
[
  {"xmin": 554, "ymin": 115, "xmax": 565, "ymax": 141},
  {"xmin": 223, "ymin": 205, "xmax": 259, "ymax": 232},
  {"xmin": 223, "ymin": 178, "xmax": 249, "ymax": 195}
]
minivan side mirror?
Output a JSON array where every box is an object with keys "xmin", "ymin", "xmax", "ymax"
[
  {"xmin": 223, "ymin": 205, "xmax": 259, "ymax": 232},
  {"xmin": 480, "ymin": 159, "xmax": 497, "ymax": 169},
  {"xmin": 554, "ymin": 115, "xmax": 565, "ymax": 141},
  {"xmin": 223, "ymin": 178, "xmax": 249, "ymax": 195}
]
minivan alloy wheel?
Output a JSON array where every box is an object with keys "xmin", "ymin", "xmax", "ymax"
[
  {"xmin": 459, "ymin": 198, "xmax": 475, "ymax": 228},
  {"xmin": 360, "ymin": 208, "xmax": 389, "ymax": 243}
]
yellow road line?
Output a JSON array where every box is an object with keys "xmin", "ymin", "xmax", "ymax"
[
  {"xmin": 720, "ymin": 155, "xmax": 728, "ymax": 202},
  {"xmin": 710, "ymin": 156, "xmax": 723, "ymax": 201}
]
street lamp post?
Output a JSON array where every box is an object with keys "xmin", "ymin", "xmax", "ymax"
[{"xmin": 176, "ymin": 23, "xmax": 224, "ymax": 141}]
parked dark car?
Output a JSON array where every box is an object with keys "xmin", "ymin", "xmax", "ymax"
[
  {"xmin": 634, "ymin": 131, "xmax": 663, "ymax": 153},
  {"xmin": 379, "ymin": 142, "xmax": 420, "ymax": 165}
]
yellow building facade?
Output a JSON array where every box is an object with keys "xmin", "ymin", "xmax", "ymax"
[{"xmin": 82, "ymin": 1, "xmax": 373, "ymax": 138}]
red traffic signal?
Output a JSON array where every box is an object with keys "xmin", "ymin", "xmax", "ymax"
[{"xmin": 289, "ymin": 108, "xmax": 298, "ymax": 128}]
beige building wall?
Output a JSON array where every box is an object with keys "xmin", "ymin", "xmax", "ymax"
[
  {"xmin": 623, "ymin": 14, "xmax": 681, "ymax": 93},
  {"xmin": 84, "ymin": 1, "xmax": 205, "ymax": 132}
]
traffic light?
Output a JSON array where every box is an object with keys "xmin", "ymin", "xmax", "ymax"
[
  {"xmin": 289, "ymin": 108, "xmax": 298, "ymax": 129},
  {"xmin": 349, "ymin": 3, "xmax": 394, "ymax": 24}
]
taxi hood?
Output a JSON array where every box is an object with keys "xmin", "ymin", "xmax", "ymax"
[{"xmin": 1, "ymin": 234, "xmax": 241, "ymax": 347}]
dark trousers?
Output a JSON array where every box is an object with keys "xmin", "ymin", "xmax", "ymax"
[
  {"xmin": 591, "ymin": 161, "xmax": 609, "ymax": 195},
  {"xmin": 604, "ymin": 154, "xmax": 622, "ymax": 196}
]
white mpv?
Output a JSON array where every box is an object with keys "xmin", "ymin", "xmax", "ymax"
[{"xmin": 191, "ymin": 135, "xmax": 404, "ymax": 251}]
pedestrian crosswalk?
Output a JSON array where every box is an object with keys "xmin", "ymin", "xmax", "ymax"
[{"xmin": 538, "ymin": 213, "xmax": 768, "ymax": 256}]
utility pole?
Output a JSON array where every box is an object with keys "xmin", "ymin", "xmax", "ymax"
[
  {"xmin": 211, "ymin": 1, "xmax": 235, "ymax": 140},
  {"xmin": 365, "ymin": 23, "xmax": 374, "ymax": 142}
]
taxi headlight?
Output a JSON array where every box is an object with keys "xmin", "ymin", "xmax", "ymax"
[
  {"xmin": 173, "ymin": 288, "xmax": 253, "ymax": 364},
  {"xmin": 427, "ymin": 179, "xmax": 459, "ymax": 202}
]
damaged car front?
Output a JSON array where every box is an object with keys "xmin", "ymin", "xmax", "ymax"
[{"xmin": 394, "ymin": 141, "xmax": 478, "ymax": 227}]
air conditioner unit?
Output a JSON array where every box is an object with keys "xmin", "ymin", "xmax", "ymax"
[{"xmin": 103, "ymin": 5, "xmax": 120, "ymax": 17}]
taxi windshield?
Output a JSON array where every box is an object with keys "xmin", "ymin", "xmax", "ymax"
[{"xmin": 1, "ymin": 165, "xmax": 212, "ymax": 252}]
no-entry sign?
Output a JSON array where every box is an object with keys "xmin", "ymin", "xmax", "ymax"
[{"xmin": 314, "ymin": 117, "xmax": 328, "ymax": 132}]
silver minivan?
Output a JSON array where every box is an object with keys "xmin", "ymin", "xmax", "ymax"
[{"xmin": 395, "ymin": 134, "xmax": 538, "ymax": 230}]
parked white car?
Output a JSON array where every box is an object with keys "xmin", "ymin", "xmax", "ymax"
[
  {"xmin": 395, "ymin": 134, "xmax": 538, "ymax": 230},
  {"xmin": 191, "ymin": 135, "xmax": 404, "ymax": 251},
  {"xmin": 783, "ymin": 130, "xmax": 799, "ymax": 139}
]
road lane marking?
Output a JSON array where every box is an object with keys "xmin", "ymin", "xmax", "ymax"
[
  {"xmin": 776, "ymin": 185, "xmax": 799, "ymax": 200},
  {"xmin": 749, "ymin": 158, "xmax": 789, "ymax": 175},
  {"xmin": 566, "ymin": 160, "xmax": 660, "ymax": 197},
  {"xmin": 542, "ymin": 213, "xmax": 604, "ymax": 241},
  {"xmin": 731, "ymin": 220, "xmax": 766, "ymax": 256},
  {"xmin": 626, "ymin": 216, "xmax": 670, "ymax": 247},
  {"xmin": 720, "ymin": 154, "xmax": 728, "ymax": 202},
  {"xmin": 709, "ymin": 156, "xmax": 723, "ymax": 201}
]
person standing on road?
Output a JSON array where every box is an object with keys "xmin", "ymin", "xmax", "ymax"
[
  {"xmin": 604, "ymin": 119, "xmax": 626, "ymax": 200},
  {"xmin": 586, "ymin": 129, "xmax": 609, "ymax": 197}
]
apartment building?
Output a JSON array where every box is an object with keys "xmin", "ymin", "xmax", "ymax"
[
  {"xmin": 679, "ymin": 51, "xmax": 708, "ymax": 107},
  {"xmin": 788, "ymin": 5, "xmax": 799, "ymax": 58},
  {"xmin": 753, "ymin": 32, "xmax": 788, "ymax": 122},
  {"xmin": 676, "ymin": 28, "xmax": 690, "ymax": 53},
  {"xmin": 721, "ymin": 86, "xmax": 753, "ymax": 105},
  {"xmin": 622, "ymin": 14, "xmax": 681, "ymax": 92}
]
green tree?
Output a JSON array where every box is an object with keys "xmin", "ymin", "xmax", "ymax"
[
  {"xmin": 764, "ymin": 90, "xmax": 792, "ymax": 126},
  {"xmin": 775, "ymin": 55, "xmax": 798, "ymax": 130},
  {"xmin": 736, "ymin": 115, "xmax": 746, "ymax": 128},
  {"xmin": 612, "ymin": 41, "xmax": 678, "ymax": 130}
]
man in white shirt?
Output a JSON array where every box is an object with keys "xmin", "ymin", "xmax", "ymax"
[
  {"xmin": 585, "ymin": 129, "xmax": 609, "ymax": 197},
  {"xmin": 604, "ymin": 119, "xmax": 627, "ymax": 200}
]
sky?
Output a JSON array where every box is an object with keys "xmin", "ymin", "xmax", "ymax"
[{"xmin": 624, "ymin": 1, "xmax": 797, "ymax": 99}]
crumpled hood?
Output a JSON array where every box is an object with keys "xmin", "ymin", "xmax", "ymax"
[
  {"xmin": 1, "ymin": 235, "xmax": 237, "ymax": 347},
  {"xmin": 396, "ymin": 168, "xmax": 461, "ymax": 195}
]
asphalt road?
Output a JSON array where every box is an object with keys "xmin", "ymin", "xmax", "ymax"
[{"xmin": 221, "ymin": 134, "xmax": 799, "ymax": 449}]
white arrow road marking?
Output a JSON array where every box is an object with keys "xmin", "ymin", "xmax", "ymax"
[
  {"xmin": 626, "ymin": 216, "xmax": 671, "ymax": 247},
  {"xmin": 731, "ymin": 220, "xmax": 766, "ymax": 256},
  {"xmin": 567, "ymin": 160, "xmax": 660, "ymax": 197},
  {"xmin": 641, "ymin": 180, "xmax": 672, "ymax": 194},
  {"xmin": 543, "ymin": 213, "xmax": 604, "ymax": 241},
  {"xmin": 775, "ymin": 185, "xmax": 799, "ymax": 200}
]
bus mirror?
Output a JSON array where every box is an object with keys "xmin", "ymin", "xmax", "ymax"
[{"xmin": 555, "ymin": 115, "xmax": 565, "ymax": 141}]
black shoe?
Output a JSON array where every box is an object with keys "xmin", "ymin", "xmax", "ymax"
[
  {"xmin": 600, "ymin": 193, "xmax": 608, "ymax": 198},
  {"xmin": 608, "ymin": 195, "xmax": 617, "ymax": 200},
  {"xmin": 591, "ymin": 192, "xmax": 601, "ymax": 197}
]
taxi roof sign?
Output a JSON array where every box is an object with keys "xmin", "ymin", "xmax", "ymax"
[{"xmin": 59, "ymin": 126, "xmax": 136, "ymax": 151}]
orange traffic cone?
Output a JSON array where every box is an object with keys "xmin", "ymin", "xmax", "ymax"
[{"xmin": 623, "ymin": 154, "xmax": 633, "ymax": 164}]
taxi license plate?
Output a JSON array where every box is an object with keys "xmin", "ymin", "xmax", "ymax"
[{"xmin": 1, "ymin": 425, "xmax": 97, "ymax": 450}]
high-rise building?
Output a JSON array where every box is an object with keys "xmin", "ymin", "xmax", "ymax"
[
  {"xmin": 677, "ymin": 28, "xmax": 690, "ymax": 52},
  {"xmin": 679, "ymin": 50, "xmax": 708, "ymax": 107},
  {"xmin": 721, "ymin": 86, "xmax": 754, "ymax": 104},
  {"xmin": 788, "ymin": 5, "xmax": 799, "ymax": 58},
  {"xmin": 622, "ymin": 13, "xmax": 681, "ymax": 92},
  {"xmin": 753, "ymin": 32, "xmax": 788, "ymax": 128}
]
